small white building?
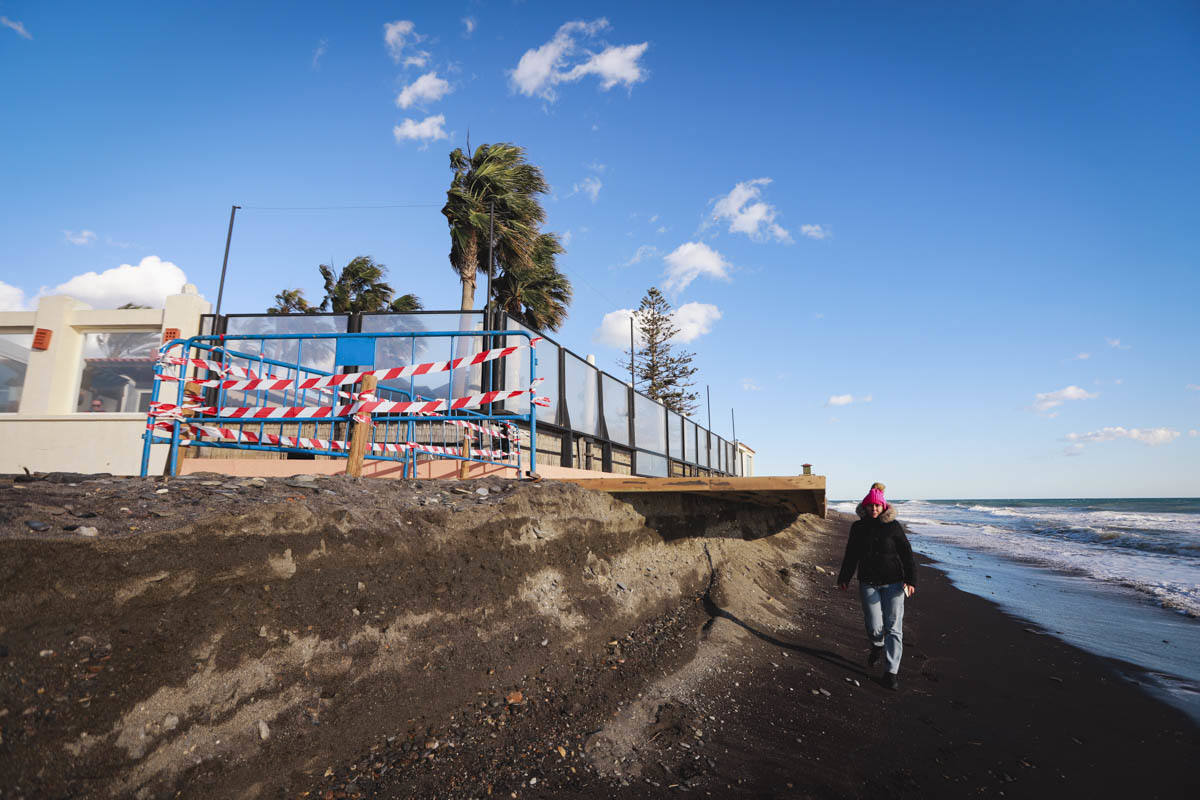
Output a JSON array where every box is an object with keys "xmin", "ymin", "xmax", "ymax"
[
  {"xmin": 0, "ymin": 287, "xmax": 210, "ymax": 475},
  {"xmin": 735, "ymin": 441, "xmax": 755, "ymax": 477}
]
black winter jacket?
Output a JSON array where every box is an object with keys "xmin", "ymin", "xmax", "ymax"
[{"xmin": 837, "ymin": 516, "xmax": 917, "ymax": 587}]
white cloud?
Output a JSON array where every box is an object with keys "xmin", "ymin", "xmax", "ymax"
[
  {"xmin": 64, "ymin": 230, "xmax": 96, "ymax": 246},
  {"xmin": 384, "ymin": 20, "xmax": 419, "ymax": 64},
  {"xmin": 709, "ymin": 178, "xmax": 791, "ymax": 243},
  {"xmin": 404, "ymin": 52, "xmax": 431, "ymax": 68},
  {"xmin": 312, "ymin": 38, "xmax": 327, "ymax": 69},
  {"xmin": 561, "ymin": 230, "xmax": 573, "ymax": 247},
  {"xmin": 1074, "ymin": 352, "xmax": 1091, "ymax": 360},
  {"xmin": 656, "ymin": 226, "xmax": 667, "ymax": 234},
  {"xmin": 592, "ymin": 302, "xmax": 721, "ymax": 348},
  {"xmin": 0, "ymin": 280, "xmax": 26, "ymax": 311},
  {"xmin": 41, "ymin": 255, "xmax": 188, "ymax": 308},
  {"xmin": 563, "ymin": 42, "xmax": 649, "ymax": 90},
  {"xmin": 509, "ymin": 19, "xmax": 648, "ymax": 101},
  {"xmin": 1190, "ymin": 429, "xmax": 1198, "ymax": 437},
  {"xmin": 396, "ymin": 72, "xmax": 452, "ymax": 109},
  {"xmin": 462, "ymin": 17, "xmax": 476, "ymax": 37},
  {"xmin": 624, "ymin": 245, "xmax": 658, "ymax": 266},
  {"xmin": 648, "ymin": 214, "xmax": 658, "ymax": 223},
  {"xmin": 1106, "ymin": 337, "xmax": 1131, "ymax": 350},
  {"xmin": 586, "ymin": 161, "xmax": 606, "ymax": 173},
  {"xmin": 1032, "ymin": 385, "xmax": 1098, "ymax": 414},
  {"xmin": 393, "ymin": 115, "xmax": 448, "ymax": 146},
  {"xmin": 799, "ymin": 224, "xmax": 830, "ymax": 240},
  {"xmin": 571, "ymin": 176, "xmax": 602, "ymax": 203},
  {"xmin": 1186, "ymin": 384, "xmax": 1200, "ymax": 391},
  {"xmin": 1, "ymin": 16, "xmax": 31, "ymax": 39},
  {"xmin": 671, "ymin": 302, "xmax": 721, "ymax": 343},
  {"xmin": 742, "ymin": 379, "xmax": 761, "ymax": 392},
  {"xmin": 595, "ymin": 308, "xmax": 641, "ymax": 349},
  {"xmin": 662, "ymin": 242, "xmax": 731, "ymax": 294},
  {"xmin": 826, "ymin": 394, "xmax": 871, "ymax": 407},
  {"xmin": 1064, "ymin": 427, "xmax": 1181, "ymax": 448}
]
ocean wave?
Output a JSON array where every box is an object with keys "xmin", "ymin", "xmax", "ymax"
[{"xmin": 907, "ymin": 519, "xmax": 1200, "ymax": 618}]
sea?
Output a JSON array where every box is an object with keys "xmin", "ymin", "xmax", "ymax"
[{"xmin": 831, "ymin": 498, "xmax": 1200, "ymax": 724}]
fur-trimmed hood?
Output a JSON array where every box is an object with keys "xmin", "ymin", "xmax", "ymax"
[{"xmin": 855, "ymin": 501, "xmax": 897, "ymax": 524}]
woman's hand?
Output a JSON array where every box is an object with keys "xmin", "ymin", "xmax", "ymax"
[{"xmin": 904, "ymin": 584, "xmax": 916, "ymax": 598}]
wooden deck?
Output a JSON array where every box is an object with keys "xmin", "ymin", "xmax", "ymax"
[{"xmin": 560, "ymin": 474, "xmax": 827, "ymax": 518}]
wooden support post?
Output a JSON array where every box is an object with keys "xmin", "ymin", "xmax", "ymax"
[
  {"xmin": 345, "ymin": 375, "xmax": 377, "ymax": 478},
  {"xmin": 179, "ymin": 381, "xmax": 201, "ymax": 459},
  {"xmin": 459, "ymin": 435, "xmax": 472, "ymax": 479}
]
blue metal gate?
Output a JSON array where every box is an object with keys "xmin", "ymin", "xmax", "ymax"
[{"xmin": 140, "ymin": 329, "xmax": 541, "ymax": 477}]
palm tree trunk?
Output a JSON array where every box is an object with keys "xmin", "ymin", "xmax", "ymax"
[
  {"xmin": 459, "ymin": 273, "xmax": 476, "ymax": 311},
  {"xmin": 453, "ymin": 236, "xmax": 481, "ymax": 402}
]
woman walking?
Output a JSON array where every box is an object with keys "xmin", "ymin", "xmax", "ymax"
[{"xmin": 837, "ymin": 484, "xmax": 916, "ymax": 690}]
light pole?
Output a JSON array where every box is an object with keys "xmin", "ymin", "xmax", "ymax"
[{"xmin": 215, "ymin": 204, "xmax": 240, "ymax": 317}]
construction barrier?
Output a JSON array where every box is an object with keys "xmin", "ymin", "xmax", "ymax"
[{"xmin": 140, "ymin": 329, "xmax": 543, "ymax": 478}]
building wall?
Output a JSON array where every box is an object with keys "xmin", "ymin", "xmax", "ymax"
[{"xmin": 0, "ymin": 288, "xmax": 210, "ymax": 475}]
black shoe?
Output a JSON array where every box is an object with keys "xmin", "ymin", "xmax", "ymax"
[
  {"xmin": 867, "ymin": 645, "xmax": 883, "ymax": 666},
  {"xmin": 882, "ymin": 672, "xmax": 899, "ymax": 690}
]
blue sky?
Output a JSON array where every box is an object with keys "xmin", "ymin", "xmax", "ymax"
[{"xmin": 2, "ymin": 1, "xmax": 1198, "ymax": 498}]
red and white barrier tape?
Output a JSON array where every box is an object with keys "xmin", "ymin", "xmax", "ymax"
[
  {"xmin": 157, "ymin": 338, "xmax": 540, "ymax": 389},
  {"xmin": 150, "ymin": 380, "xmax": 546, "ymax": 421},
  {"xmin": 150, "ymin": 422, "xmax": 514, "ymax": 460}
]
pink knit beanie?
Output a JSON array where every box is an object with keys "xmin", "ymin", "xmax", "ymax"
[{"xmin": 863, "ymin": 487, "xmax": 886, "ymax": 507}]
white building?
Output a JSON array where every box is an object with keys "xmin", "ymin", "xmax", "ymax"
[{"xmin": 0, "ymin": 287, "xmax": 210, "ymax": 475}]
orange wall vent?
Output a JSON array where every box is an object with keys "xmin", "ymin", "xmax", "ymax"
[
  {"xmin": 32, "ymin": 328, "xmax": 52, "ymax": 350},
  {"xmin": 162, "ymin": 328, "xmax": 181, "ymax": 343}
]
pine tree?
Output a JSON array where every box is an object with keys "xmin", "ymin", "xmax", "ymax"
[{"xmin": 620, "ymin": 287, "xmax": 699, "ymax": 415}]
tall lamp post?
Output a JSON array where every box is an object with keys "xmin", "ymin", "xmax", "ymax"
[{"xmin": 214, "ymin": 204, "xmax": 241, "ymax": 317}]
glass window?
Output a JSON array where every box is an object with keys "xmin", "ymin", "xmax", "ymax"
[
  {"xmin": 716, "ymin": 437, "xmax": 725, "ymax": 472},
  {"xmin": 221, "ymin": 315, "xmax": 348, "ymax": 409},
  {"xmin": 0, "ymin": 332, "xmax": 32, "ymax": 413},
  {"xmin": 633, "ymin": 392, "xmax": 666, "ymax": 454},
  {"xmin": 635, "ymin": 450, "xmax": 668, "ymax": 477},
  {"xmin": 601, "ymin": 374, "xmax": 629, "ymax": 445},
  {"xmin": 563, "ymin": 353, "xmax": 600, "ymax": 436},
  {"xmin": 223, "ymin": 314, "xmax": 347, "ymax": 373},
  {"xmin": 667, "ymin": 410, "xmax": 683, "ymax": 460},
  {"xmin": 683, "ymin": 418, "xmax": 698, "ymax": 464},
  {"xmin": 702, "ymin": 430, "xmax": 711, "ymax": 468},
  {"xmin": 77, "ymin": 331, "xmax": 160, "ymax": 412},
  {"xmin": 364, "ymin": 313, "xmax": 485, "ymax": 406},
  {"xmin": 503, "ymin": 319, "xmax": 556, "ymax": 423}
]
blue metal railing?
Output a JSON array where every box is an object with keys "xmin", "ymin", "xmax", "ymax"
[{"xmin": 140, "ymin": 329, "xmax": 538, "ymax": 477}]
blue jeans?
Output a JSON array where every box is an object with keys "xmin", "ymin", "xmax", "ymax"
[{"xmin": 859, "ymin": 581, "xmax": 905, "ymax": 675}]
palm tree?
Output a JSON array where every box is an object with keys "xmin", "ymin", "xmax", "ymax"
[
  {"xmin": 441, "ymin": 143, "xmax": 555, "ymax": 312},
  {"xmin": 265, "ymin": 257, "xmax": 421, "ymax": 314},
  {"xmin": 493, "ymin": 233, "xmax": 573, "ymax": 332},
  {"xmin": 267, "ymin": 289, "xmax": 317, "ymax": 315}
]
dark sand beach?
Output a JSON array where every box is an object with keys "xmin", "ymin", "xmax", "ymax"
[
  {"xmin": 2, "ymin": 479, "xmax": 1196, "ymax": 799},
  {"xmin": 318, "ymin": 510, "xmax": 1199, "ymax": 799},
  {"xmin": 637, "ymin": 518, "xmax": 1200, "ymax": 799}
]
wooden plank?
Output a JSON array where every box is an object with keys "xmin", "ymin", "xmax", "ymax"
[{"xmin": 558, "ymin": 475, "xmax": 824, "ymax": 493}]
